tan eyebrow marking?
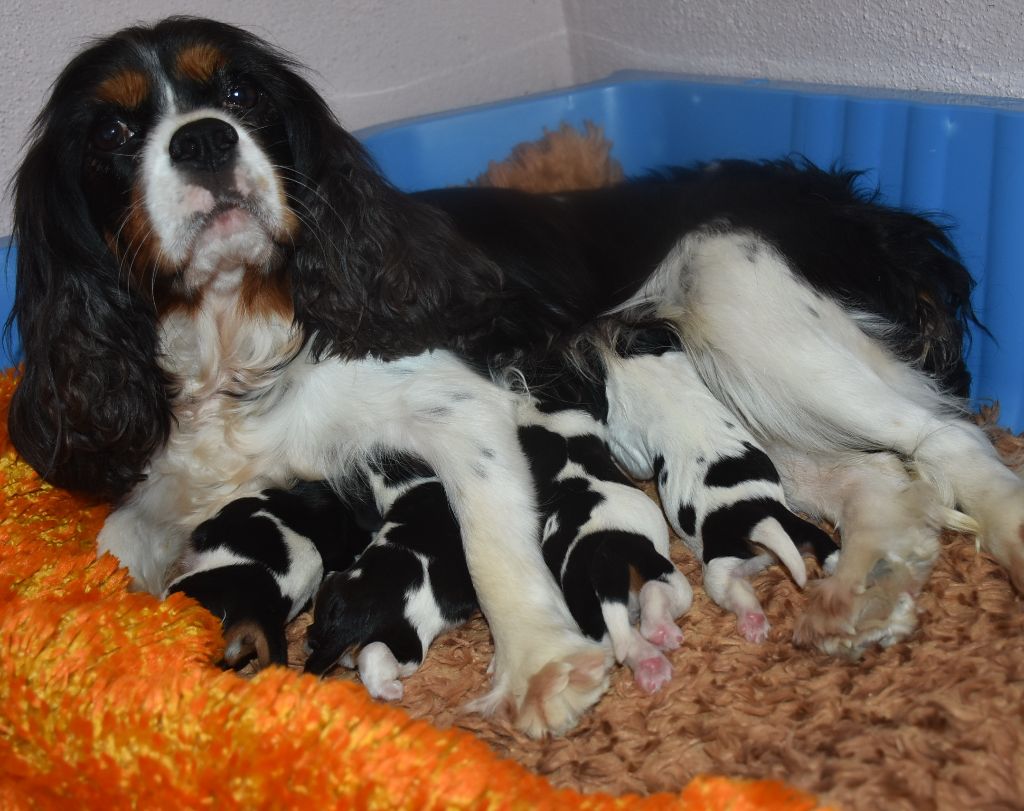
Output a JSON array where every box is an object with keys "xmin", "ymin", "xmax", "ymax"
[
  {"xmin": 176, "ymin": 43, "xmax": 227, "ymax": 83},
  {"xmin": 96, "ymin": 70, "xmax": 150, "ymax": 109}
]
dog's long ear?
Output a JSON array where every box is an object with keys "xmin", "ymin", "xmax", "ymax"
[
  {"xmin": 6, "ymin": 108, "xmax": 171, "ymax": 500},
  {"xmin": 263, "ymin": 65, "xmax": 504, "ymax": 361}
]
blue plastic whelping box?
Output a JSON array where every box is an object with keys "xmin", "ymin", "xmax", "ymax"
[{"xmin": 3, "ymin": 71, "xmax": 1023, "ymax": 428}]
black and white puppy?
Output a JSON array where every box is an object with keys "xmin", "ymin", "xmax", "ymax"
[
  {"xmin": 181, "ymin": 335, "xmax": 823, "ymax": 676},
  {"xmin": 304, "ymin": 456, "xmax": 477, "ymax": 700},
  {"xmin": 11, "ymin": 16, "xmax": 1024, "ymax": 734},
  {"xmin": 605, "ymin": 330, "xmax": 838, "ymax": 642},
  {"xmin": 410, "ymin": 177, "xmax": 1023, "ymax": 660},
  {"xmin": 166, "ymin": 480, "xmax": 376, "ymax": 668},
  {"xmin": 516, "ymin": 373, "xmax": 692, "ymax": 694}
]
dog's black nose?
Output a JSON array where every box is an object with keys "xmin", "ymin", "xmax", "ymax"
[{"xmin": 168, "ymin": 117, "xmax": 238, "ymax": 171}]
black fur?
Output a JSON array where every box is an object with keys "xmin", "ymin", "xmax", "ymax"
[
  {"xmin": 703, "ymin": 442, "xmax": 782, "ymax": 488},
  {"xmin": 5, "ymin": 18, "xmax": 502, "ymax": 499},
  {"xmin": 417, "ymin": 164, "xmax": 980, "ymax": 391},
  {"xmin": 170, "ymin": 564, "xmax": 293, "ymax": 667},
  {"xmin": 519, "ymin": 385, "xmax": 678, "ymax": 648}
]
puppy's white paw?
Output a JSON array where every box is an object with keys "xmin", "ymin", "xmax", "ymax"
[
  {"xmin": 357, "ymin": 641, "xmax": 410, "ymax": 702},
  {"xmin": 638, "ymin": 576, "xmax": 691, "ymax": 650},
  {"xmin": 641, "ymin": 619, "xmax": 684, "ymax": 651},
  {"xmin": 369, "ymin": 679, "xmax": 405, "ymax": 702}
]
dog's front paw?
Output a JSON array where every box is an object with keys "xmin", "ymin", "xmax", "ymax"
[
  {"xmin": 515, "ymin": 646, "xmax": 610, "ymax": 737},
  {"xmin": 469, "ymin": 633, "xmax": 610, "ymax": 737}
]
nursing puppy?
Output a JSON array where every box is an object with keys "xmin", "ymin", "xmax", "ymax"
[
  {"xmin": 605, "ymin": 329, "xmax": 838, "ymax": 642},
  {"xmin": 306, "ymin": 386, "xmax": 692, "ymax": 698},
  {"xmin": 516, "ymin": 372, "xmax": 693, "ymax": 693},
  {"xmin": 304, "ymin": 456, "xmax": 477, "ymax": 700},
  {"xmin": 167, "ymin": 481, "xmax": 376, "ymax": 668}
]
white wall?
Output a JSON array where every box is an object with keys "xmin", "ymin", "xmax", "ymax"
[
  {"xmin": 3, "ymin": 0, "xmax": 1024, "ymax": 233},
  {"xmin": 563, "ymin": 0, "xmax": 1024, "ymax": 99}
]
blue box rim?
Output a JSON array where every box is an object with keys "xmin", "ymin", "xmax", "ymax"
[{"xmin": 354, "ymin": 69, "xmax": 1024, "ymax": 141}]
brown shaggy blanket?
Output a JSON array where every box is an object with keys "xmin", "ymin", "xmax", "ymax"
[{"xmin": 279, "ymin": 127, "xmax": 1024, "ymax": 811}]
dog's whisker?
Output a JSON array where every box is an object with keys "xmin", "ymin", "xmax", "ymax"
[{"xmin": 273, "ymin": 164, "xmax": 355, "ymax": 240}]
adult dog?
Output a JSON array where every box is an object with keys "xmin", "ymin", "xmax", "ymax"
[{"xmin": 9, "ymin": 16, "xmax": 1023, "ymax": 733}]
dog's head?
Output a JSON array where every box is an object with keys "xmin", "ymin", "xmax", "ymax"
[{"xmin": 9, "ymin": 17, "xmax": 500, "ymax": 499}]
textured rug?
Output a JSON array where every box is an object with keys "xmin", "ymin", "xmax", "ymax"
[{"xmin": 290, "ymin": 437, "xmax": 1024, "ymax": 811}]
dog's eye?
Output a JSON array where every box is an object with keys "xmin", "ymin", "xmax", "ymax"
[
  {"xmin": 90, "ymin": 117, "xmax": 134, "ymax": 151},
  {"xmin": 223, "ymin": 80, "xmax": 262, "ymax": 113}
]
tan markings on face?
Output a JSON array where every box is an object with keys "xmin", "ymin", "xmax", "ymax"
[
  {"xmin": 241, "ymin": 263, "xmax": 294, "ymax": 322},
  {"xmin": 117, "ymin": 182, "xmax": 169, "ymax": 292},
  {"xmin": 96, "ymin": 70, "xmax": 150, "ymax": 110},
  {"xmin": 176, "ymin": 44, "xmax": 227, "ymax": 83},
  {"xmin": 273, "ymin": 169, "xmax": 302, "ymax": 241}
]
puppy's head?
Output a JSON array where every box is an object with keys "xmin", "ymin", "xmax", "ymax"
[{"xmin": 10, "ymin": 17, "xmax": 497, "ymax": 498}]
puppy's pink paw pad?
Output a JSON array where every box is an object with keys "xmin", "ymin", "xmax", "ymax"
[
  {"xmin": 643, "ymin": 621, "xmax": 684, "ymax": 651},
  {"xmin": 738, "ymin": 611, "xmax": 770, "ymax": 644},
  {"xmin": 633, "ymin": 654, "xmax": 672, "ymax": 693}
]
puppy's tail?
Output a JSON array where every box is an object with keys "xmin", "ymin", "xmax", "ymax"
[
  {"xmin": 749, "ymin": 516, "xmax": 808, "ymax": 588},
  {"xmin": 222, "ymin": 619, "xmax": 288, "ymax": 670},
  {"xmin": 773, "ymin": 507, "xmax": 840, "ymax": 569}
]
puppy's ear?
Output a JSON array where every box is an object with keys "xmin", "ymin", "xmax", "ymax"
[
  {"xmin": 6, "ymin": 119, "xmax": 171, "ymax": 500},
  {"xmin": 265, "ymin": 66, "xmax": 503, "ymax": 361}
]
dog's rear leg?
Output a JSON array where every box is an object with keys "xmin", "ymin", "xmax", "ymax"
[
  {"xmin": 602, "ymin": 601, "xmax": 673, "ymax": 693},
  {"xmin": 910, "ymin": 421, "xmax": 1024, "ymax": 591},
  {"xmin": 357, "ymin": 640, "xmax": 420, "ymax": 701}
]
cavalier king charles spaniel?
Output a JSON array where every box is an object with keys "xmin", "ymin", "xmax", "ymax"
[{"xmin": 9, "ymin": 16, "xmax": 1024, "ymax": 735}]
